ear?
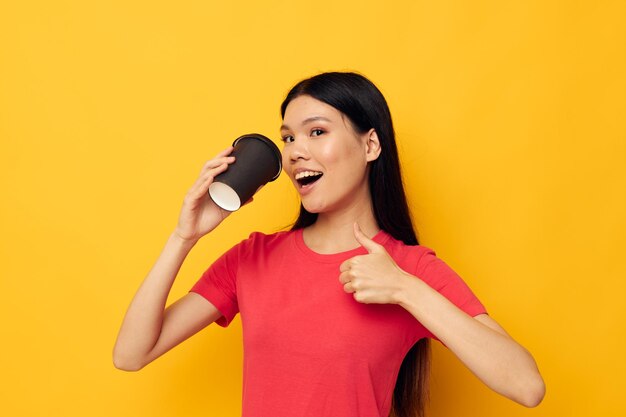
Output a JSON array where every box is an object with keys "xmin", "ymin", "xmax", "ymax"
[{"xmin": 364, "ymin": 128, "xmax": 382, "ymax": 162}]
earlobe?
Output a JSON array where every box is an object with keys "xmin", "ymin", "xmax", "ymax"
[{"xmin": 365, "ymin": 129, "xmax": 382, "ymax": 162}]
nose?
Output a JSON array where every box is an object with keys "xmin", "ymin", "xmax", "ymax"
[{"xmin": 286, "ymin": 136, "xmax": 310, "ymax": 163}]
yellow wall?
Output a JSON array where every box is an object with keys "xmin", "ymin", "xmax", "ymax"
[{"xmin": 1, "ymin": 1, "xmax": 624, "ymax": 416}]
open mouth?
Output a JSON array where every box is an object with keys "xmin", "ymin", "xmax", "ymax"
[{"xmin": 295, "ymin": 171, "xmax": 323, "ymax": 188}]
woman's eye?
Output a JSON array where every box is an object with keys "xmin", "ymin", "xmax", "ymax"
[
  {"xmin": 311, "ymin": 129, "xmax": 324, "ymax": 137},
  {"xmin": 281, "ymin": 135, "xmax": 294, "ymax": 143}
]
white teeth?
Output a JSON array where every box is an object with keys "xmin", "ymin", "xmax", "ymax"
[{"xmin": 295, "ymin": 171, "xmax": 323, "ymax": 180}]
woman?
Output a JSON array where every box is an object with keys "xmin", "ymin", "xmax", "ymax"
[{"xmin": 113, "ymin": 72, "xmax": 545, "ymax": 417}]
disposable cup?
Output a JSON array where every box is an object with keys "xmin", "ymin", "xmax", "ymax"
[{"xmin": 208, "ymin": 133, "xmax": 282, "ymax": 211}]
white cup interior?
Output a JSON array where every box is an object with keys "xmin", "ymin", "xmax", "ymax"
[{"xmin": 209, "ymin": 182, "xmax": 241, "ymax": 211}]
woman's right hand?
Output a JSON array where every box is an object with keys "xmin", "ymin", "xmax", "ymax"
[{"xmin": 173, "ymin": 147, "xmax": 238, "ymax": 243}]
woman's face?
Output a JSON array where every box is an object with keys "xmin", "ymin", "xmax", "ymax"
[{"xmin": 280, "ymin": 95, "xmax": 380, "ymax": 214}]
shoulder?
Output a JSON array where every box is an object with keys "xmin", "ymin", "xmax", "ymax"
[
  {"xmin": 380, "ymin": 232, "xmax": 435, "ymax": 273},
  {"xmin": 381, "ymin": 232, "xmax": 433, "ymax": 258},
  {"xmin": 214, "ymin": 229, "xmax": 295, "ymax": 268},
  {"xmin": 243, "ymin": 229, "xmax": 294, "ymax": 245},
  {"xmin": 234, "ymin": 229, "xmax": 295, "ymax": 255}
]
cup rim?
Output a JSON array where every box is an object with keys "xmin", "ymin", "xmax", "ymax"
[{"xmin": 232, "ymin": 133, "xmax": 282, "ymax": 181}]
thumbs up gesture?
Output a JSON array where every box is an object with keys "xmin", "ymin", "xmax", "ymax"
[{"xmin": 339, "ymin": 223, "xmax": 412, "ymax": 304}]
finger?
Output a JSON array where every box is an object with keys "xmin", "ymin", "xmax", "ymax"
[
  {"xmin": 190, "ymin": 163, "xmax": 229, "ymax": 198},
  {"xmin": 339, "ymin": 259, "xmax": 353, "ymax": 273},
  {"xmin": 191, "ymin": 164, "xmax": 220, "ymax": 190},
  {"xmin": 198, "ymin": 162, "xmax": 229, "ymax": 187},
  {"xmin": 343, "ymin": 281, "xmax": 355, "ymax": 294},
  {"xmin": 353, "ymin": 291, "xmax": 370, "ymax": 304},
  {"xmin": 339, "ymin": 271, "xmax": 352, "ymax": 285},
  {"xmin": 353, "ymin": 222, "xmax": 384, "ymax": 254},
  {"xmin": 215, "ymin": 146, "xmax": 235, "ymax": 158},
  {"xmin": 200, "ymin": 156, "xmax": 236, "ymax": 174}
]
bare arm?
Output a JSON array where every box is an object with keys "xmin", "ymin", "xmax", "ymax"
[
  {"xmin": 340, "ymin": 223, "xmax": 546, "ymax": 407},
  {"xmin": 397, "ymin": 281, "xmax": 545, "ymax": 407},
  {"xmin": 113, "ymin": 148, "xmax": 237, "ymax": 371},
  {"xmin": 112, "ymin": 234, "xmax": 222, "ymax": 371}
]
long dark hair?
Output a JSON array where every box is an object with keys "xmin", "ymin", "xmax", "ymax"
[{"xmin": 280, "ymin": 72, "xmax": 431, "ymax": 417}]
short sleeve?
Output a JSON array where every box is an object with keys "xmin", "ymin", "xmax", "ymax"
[
  {"xmin": 189, "ymin": 243, "xmax": 241, "ymax": 327},
  {"xmin": 415, "ymin": 248, "xmax": 487, "ymax": 341}
]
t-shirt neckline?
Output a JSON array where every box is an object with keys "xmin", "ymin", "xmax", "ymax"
[{"xmin": 294, "ymin": 227, "xmax": 392, "ymax": 263}]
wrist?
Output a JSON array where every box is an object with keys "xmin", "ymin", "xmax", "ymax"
[
  {"xmin": 395, "ymin": 270, "xmax": 426, "ymax": 309},
  {"xmin": 170, "ymin": 231, "xmax": 198, "ymax": 250}
]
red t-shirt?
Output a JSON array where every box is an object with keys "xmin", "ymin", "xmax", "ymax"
[{"xmin": 190, "ymin": 229, "xmax": 486, "ymax": 417}]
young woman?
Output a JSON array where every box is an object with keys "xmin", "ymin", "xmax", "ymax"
[{"xmin": 113, "ymin": 72, "xmax": 545, "ymax": 417}]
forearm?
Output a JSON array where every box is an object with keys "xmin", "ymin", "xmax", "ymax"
[
  {"xmin": 113, "ymin": 232, "xmax": 196, "ymax": 369},
  {"xmin": 396, "ymin": 273, "xmax": 545, "ymax": 407}
]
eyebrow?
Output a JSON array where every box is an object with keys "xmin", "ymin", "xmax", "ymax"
[{"xmin": 280, "ymin": 116, "xmax": 332, "ymax": 132}]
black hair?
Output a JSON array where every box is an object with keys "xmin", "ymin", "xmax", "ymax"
[{"xmin": 281, "ymin": 71, "xmax": 431, "ymax": 417}]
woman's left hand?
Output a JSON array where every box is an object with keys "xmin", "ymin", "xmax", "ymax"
[{"xmin": 339, "ymin": 223, "xmax": 411, "ymax": 304}]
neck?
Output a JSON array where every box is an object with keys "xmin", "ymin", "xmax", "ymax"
[{"xmin": 303, "ymin": 197, "xmax": 380, "ymax": 254}]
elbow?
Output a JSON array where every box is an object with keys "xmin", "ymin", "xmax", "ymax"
[
  {"xmin": 113, "ymin": 356, "xmax": 145, "ymax": 372},
  {"xmin": 113, "ymin": 359, "xmax": 144, "ymax": 372},
  {"xmin": 519, "ymin": 377, "xmax": 546, "ymax": 408},
  {"xmin": 112, "ymin": 348, "xmax": 146, "ymax": 372},
  {"xmin": 509, "ymin": 348, "xmax": 546, "ymax": 408}
]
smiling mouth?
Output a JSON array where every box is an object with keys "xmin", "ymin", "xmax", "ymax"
[{"xmin": 295, "ymin": 172, "xmax": 323, "ymax": 188}]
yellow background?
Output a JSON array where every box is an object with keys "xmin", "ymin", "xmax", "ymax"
[{"xmin": 1, "ymin": 1, "xmax": 624, "ymax": 416}]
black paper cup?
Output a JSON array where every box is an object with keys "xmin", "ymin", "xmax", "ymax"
[{"xmin": 208, "ymin": 133, "xmax": 282, "ymax": 211}]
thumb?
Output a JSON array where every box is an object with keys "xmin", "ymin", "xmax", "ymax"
[{"xmin": 353, "ymin": 222, "xmax": 384, "ymax": 253}]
